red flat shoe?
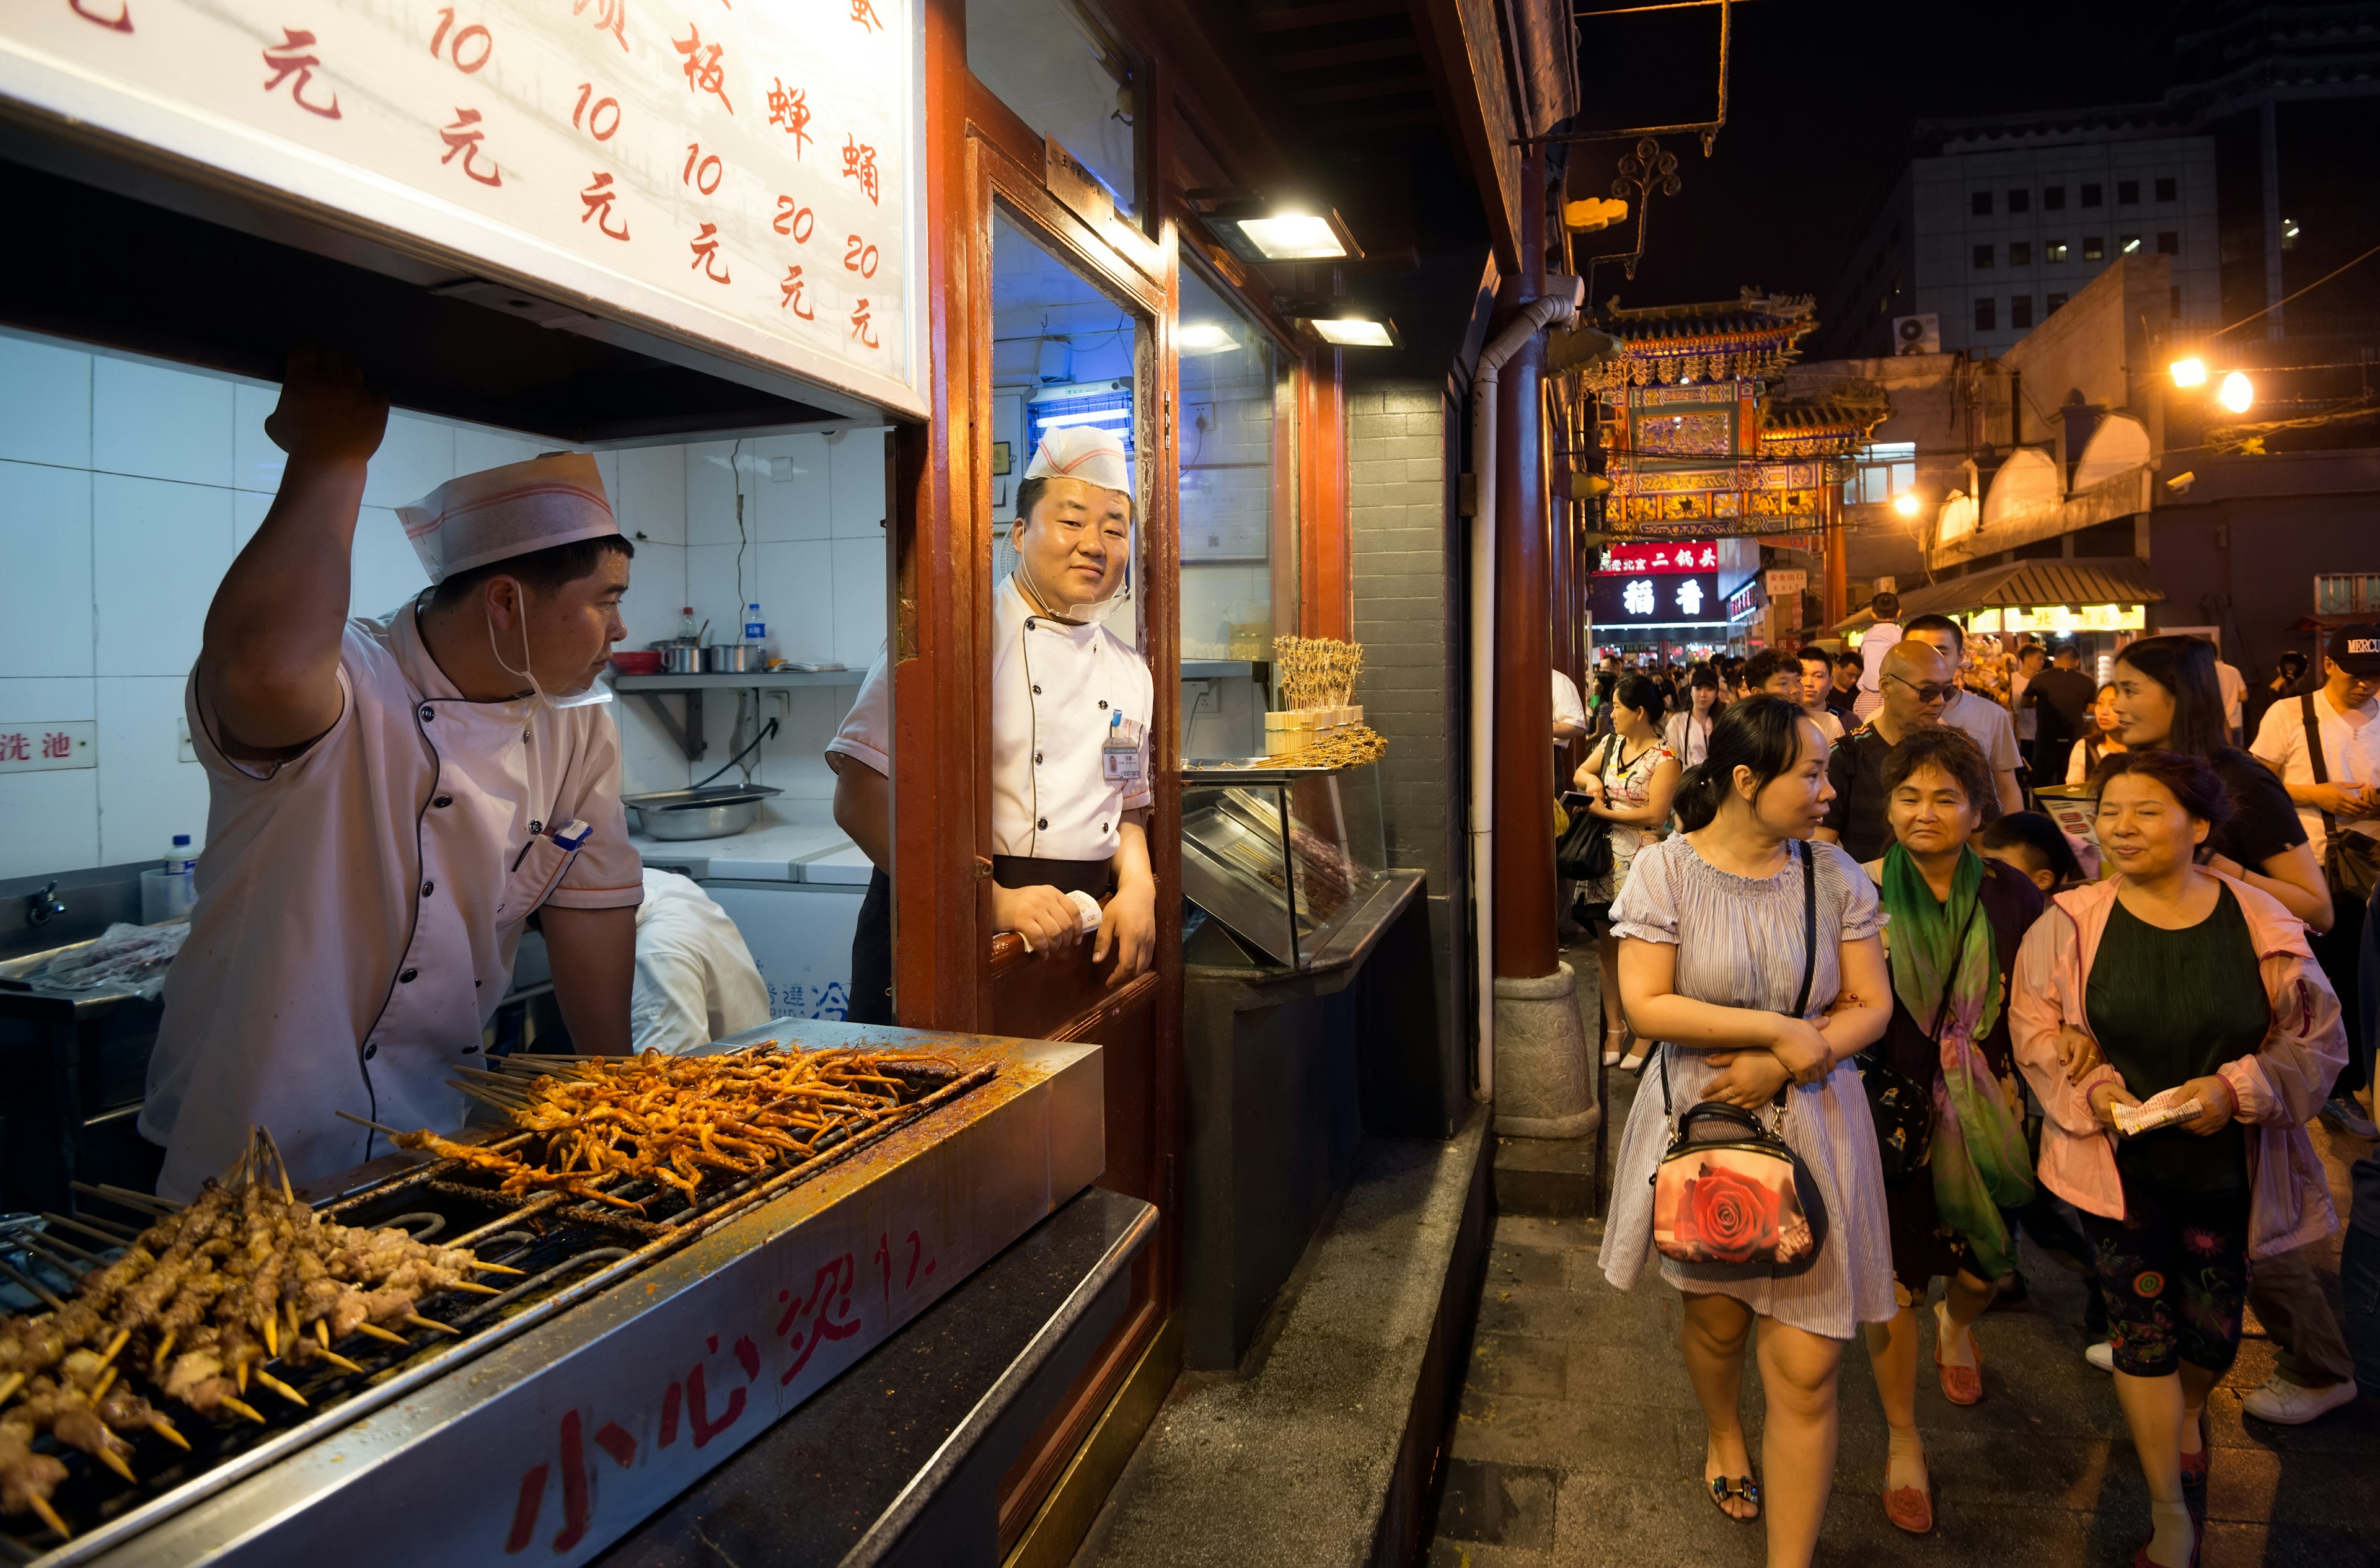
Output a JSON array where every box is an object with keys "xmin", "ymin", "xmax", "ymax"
[
  {"xmin": 2132, "ymin": 1540, "xmax": 2199, "ymax": 1568},
  {"xmin": 1934, "ymin": 1308, "xmax": 1983, "ymax": 1406},
  {"xmin": 2179, "ymin": 1407, "xmax": 2209, "ymax": 1487},
  {"xmin": 1884, "ymin": 1482, "xmax": 1933, "ymax": 1535}
]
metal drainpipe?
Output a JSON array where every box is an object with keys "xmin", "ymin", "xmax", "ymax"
[{"xmin": 1469, "ymin": 279, "xmax": 1584, "ymax": 1103}]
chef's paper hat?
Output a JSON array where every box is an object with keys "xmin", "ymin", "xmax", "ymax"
[
  {"xmin": 1022, "ymin": 426, "xmax": 1131, "ymax": 499},
  {"xmin": 397, "ymin": 452, "xmax": 617, "ymax": 585}
]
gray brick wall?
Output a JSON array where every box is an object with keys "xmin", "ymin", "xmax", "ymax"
[{"xmin": 1346, "ymin": 376, "xmax": 1468, "ymax": 1120}]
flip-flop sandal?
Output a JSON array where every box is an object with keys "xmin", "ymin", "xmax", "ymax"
[{"xmin": 1708, "ymin": 1474, "xmax": 1760, "ymax": 1522}]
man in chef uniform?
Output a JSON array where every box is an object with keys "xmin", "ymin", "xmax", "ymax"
[
  {"xmin": 141, "ymin": 351, "xmax": 645, "ymax": 1200},
  {"xmin": 826, "ymin": 426, "xmax": 1158, "ymax": 1021}
]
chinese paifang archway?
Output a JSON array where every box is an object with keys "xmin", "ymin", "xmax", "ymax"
[{"xmin": 1579, "ymin": 289, "xmax": 1887, "ymax": 539}]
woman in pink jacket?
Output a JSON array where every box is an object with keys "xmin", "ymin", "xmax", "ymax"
[{"xmin": 2009, "ymin": 750, "xmax": 2345, "ymax": 1568}]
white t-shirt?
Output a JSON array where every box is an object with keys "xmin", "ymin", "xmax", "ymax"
[
  {"xmin": 2252, "ymin": 689, "xmax": 2380, "ymax": 858},
  {"xmin": 2012, "ymin": 669, "xmax": 2038, "ymax": 740},
  {"xmin": 1551, "ymin": 670, "xmax": 1587, "ymax": 734},
  {"xmin": 1802, "ymin": 705, "xmax": 1845, "ymax": 744},
  {"xmin": 828, "ymin": 575, "xmax": 1153, "ymax": 862},
  {"xmin": 2216, "ymin": 660, "xmax": 2247, "ymax": 734},
  {"xmin": 144, "ymin": 602, "xmax": 643, "ymax": 1199},
  {"xmin": 632, "ymin": 870, "xmax": 772, "ymax": 1055},
  {"xmin": 1851, "ymin": 621, "xmax": 1901, "ymax": 721},
  {"xmin": 1941, "ymin": 687, "xmax": 2021, "ymax": 775}
]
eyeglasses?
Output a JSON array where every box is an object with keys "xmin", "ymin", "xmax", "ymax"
[{"xmin": 1885, "ymin": 673, "xmax": 1959, "ymax": 703}]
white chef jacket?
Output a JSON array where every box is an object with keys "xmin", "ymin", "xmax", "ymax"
[
  {"xmin": 632, "ymin": 870, "xmax": 771, "ymax": 1055},
  {"xmin": 829, "ymin": 574, "xmax": 1154, "ymax": 862},
  {"xmin": 143, "ymin": 601, "xmax": 642, "ymax": 1199}
]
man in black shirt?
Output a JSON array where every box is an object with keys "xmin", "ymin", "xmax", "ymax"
[
  {"xmin": 1818, "ymin": 640, "xmax": 1955, "ymax": 861},
  {"xmin": 1827, "ymin": 650, "xmax": 1862, "ymax": 722},
  {"xmin": 2025, "ymin": 643, "xmax": 2099, "ymax": 786}
]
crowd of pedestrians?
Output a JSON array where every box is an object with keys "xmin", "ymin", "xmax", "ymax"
[{"xmin": 1556, "ymin": 617, "xmax": 2379, "ymax": 1568}]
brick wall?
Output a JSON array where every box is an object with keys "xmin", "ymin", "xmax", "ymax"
[{"xmin": 1346, "ymin": 374, "xmax": 1469, "ymax": 1123}]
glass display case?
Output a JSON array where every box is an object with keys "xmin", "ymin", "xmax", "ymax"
[{"xmin": 1178, "ymin": 760, "xmax": 1387, "ymax": 969}]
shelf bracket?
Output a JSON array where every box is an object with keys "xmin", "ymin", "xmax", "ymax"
[{"xmin": 630, "ymin": 689, "xmax": 707, "ymax": 760}]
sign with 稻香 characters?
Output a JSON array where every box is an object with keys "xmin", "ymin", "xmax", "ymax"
[{"xmin": 0, "ymin": 0, "xmax": 920, "ymax": 416}]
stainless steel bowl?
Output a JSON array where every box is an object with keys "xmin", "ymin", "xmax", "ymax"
[
  {"xmin": 702, "ymin": 644, "xmax": 767, "ymax": 673},
  {"xmin": 622, "ymin": 785, "xmax": 782, "ymax": 840},
  {"xmin": 650, "ymin": 641, "xmax": 702, "ymax": 674}
]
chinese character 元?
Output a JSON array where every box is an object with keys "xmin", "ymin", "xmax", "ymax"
[
  {"xmin": 572, "ymin": 0, "xmax": 625, "ymax": 52},
  {"xmin": 689, "ymin": 222, "xmax": 730, "ymax": 283},
  {"xmin": 262, "ymin": 27, "xmax": 342, "ymax": 118},
  {"xmin": 70, "ymin": 0, "xmax": 133, "ymax": 33},
  {"xmin": 438, "ymin": 107, "xmax": 501, "ymax": 186},
  {"xmin": 778, "ymin": 265, "xmax": 814, "ymax": 319},
  {"xmin": 0, "ymin": 733, "xmax": 27, "ymax": 763},
  {"xmin": 840, "ymin": 135, "xmax": 878, "ymax": 206},
  {"xmin": 848, "ymin": 297, "xmax": 877, "ymax": 349},
  {"xmin": 765, "ymin": 78, "xmax": 811, "ymax": 157},
  {"xmin": 1621, "ymin": 579, "xmax": 1655, "ymax": 617},
  {"xmin": 580, "ymin": 172, "xmax": 628, "ymax": 239},
  {"xmin": 41, "ymin": 732, "xmax": 73, "ymax": 760},
  {"xmin": 850, "ymin": 0, "xmax": 881, "ymax": 32},
  {"xmin": 674, "ymin": 26, "xmax": 733, "ymax": 113},
  {"xmin": 1676, "ymin": 578, "xmax": 1705, "ymax": 617}
]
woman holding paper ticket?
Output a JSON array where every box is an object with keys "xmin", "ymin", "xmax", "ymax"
[{"xmin": 2009, "ymin": 750, "xmax": 2345, "ymax": 1568}]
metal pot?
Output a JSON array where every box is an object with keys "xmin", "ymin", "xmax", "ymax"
[
  {"xmin": 702, "ymin": 643, "xmax": 766, "ymax": 673},
  {"xmin": 650, "ymin": 641, "xmax": 702, "ymax": 674},
  {"xmin": 622, "ymin": 785, "xmax": 782, "ymax": 840}
]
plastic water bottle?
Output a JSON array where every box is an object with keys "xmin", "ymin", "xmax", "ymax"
[
  {"xmin": 743, "ymin": 602, "xmax": 766, "ymax": 647},
  {"xmin": 165, "ymin": 834, "xmax": 198, "ymax": 878},
  {"xmin": 677, "ymin": 606, "xmax": 699, "ymax": 641}
]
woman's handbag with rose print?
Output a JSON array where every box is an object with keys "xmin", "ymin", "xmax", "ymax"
[{"xmin": 1649, "ymin": 840, "xmax": 1831, "ymax": 1278}]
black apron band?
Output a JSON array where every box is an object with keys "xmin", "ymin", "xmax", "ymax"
[
  {"xmin": 845, "ymin": 867, "xmax": 895, "ymax": 1026},
  {"xmin": 992, "ymin": 855, "xmax": 1113, "ymax": 899}
]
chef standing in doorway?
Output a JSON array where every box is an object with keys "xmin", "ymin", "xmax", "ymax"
[
  {"xmin": 827, "ymin": 426, "xmax": 1159, "ymax": 1021},
  {"xmin": 141, "ymin": 351, "xmax": 644, "ymax": 1199}
]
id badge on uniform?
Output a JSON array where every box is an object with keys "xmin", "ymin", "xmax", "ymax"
[{"xmin": 1102, "ymin": 713, "xmax": 1145, "ymax": 782}]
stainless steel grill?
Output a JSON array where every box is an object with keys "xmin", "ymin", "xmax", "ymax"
[{"xmin": 0, "ymin": 1022, "xmax": 1100, "ymax": 1568}]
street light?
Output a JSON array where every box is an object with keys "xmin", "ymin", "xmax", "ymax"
[
  {"xmin": 1893, "ymin": 491, "xmax": 1921, "ymax": 516},
  {"xmin": 2217, "ymin": 371, "xmax": 2255, "ymax": 414},
  {"xmin": 2169, "ymin": 356, "xmax": 2207, "ymax": 388}
]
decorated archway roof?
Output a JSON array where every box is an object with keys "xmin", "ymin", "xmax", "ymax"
[{"xmin": 1584, "ymin": 289, "xmax": 1818, "ymax": 390}]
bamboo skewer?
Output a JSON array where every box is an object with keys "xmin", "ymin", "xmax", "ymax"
[
  {"xmin": 217, "ymin": 1395, "xmax": 266, "ymax": 1424},
  {"xmin": 253, "ymin": 1371, "xmax": 307, "ymax": 1408},
  {"xmin": 334, "ymin": 1109, "xmax": 408, "ymax": 1138},
  {"xmin": 0, "ymin": 1371, "xmax": 25, "ymax": 1405},
  {"xmin": 29, "ymin": 1493, "xmax": 72, "ymax": 1541},
  {"xmin": 148, "ymin": 1415, "xmax": 190, "ymax": 1451},
  {"xmin": 92, "ymin": 1446, "xmax": 136, "ymax": 1484},
  {"xmin": 43, "ymin": 1210, "xmax": 138, "ymax": 1243},
  {"xmin": 403, "ymin": 1313, "xmax": 460, "ymax": 1337},
  {"xmin": 0, "ymin": 1256, "xmax": 66, "ymax": 1312},
  {"xmin": 351, "ymin": 1322, "xmax": 408, "ymax": 1346},
  {"xmin": 70, "ymin": 1181, "xmax": 176, "ymax": 1215}
]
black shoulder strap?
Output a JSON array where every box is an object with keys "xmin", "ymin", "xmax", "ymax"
[
  {"xmin": 1794, "ymin": 839, "xmax": 1818, "ymax": 1019},
  {"xmin": 2303, "ymin": 694, "xmax": 2340, "ymax": 837}
]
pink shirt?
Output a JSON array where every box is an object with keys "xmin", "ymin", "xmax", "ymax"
[{"xmin": 143, "ymin": 602, "xmax": 641, "ymax": 1198}]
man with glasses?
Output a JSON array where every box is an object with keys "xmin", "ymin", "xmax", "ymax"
[
  {"xmin": 1817, "ymin": 640, "xmax": 1955, "ymax": 861},
  {"xmin": 1900, "ymin": 614, "xmax": 2025, "ymax": 815}
]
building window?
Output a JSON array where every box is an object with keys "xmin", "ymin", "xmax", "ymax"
[
  {"xmin": 2121, "ymin": 234, "xmax": 2142, "ymax": 254},
  {"xmin": 2083, "ymin": 236, "xmax": 2105, "ymax": 260},
  {"xmin": 2157, "ymin": 231, "xmax": 2179, "ymax": 254},
  {"xmin": 1971, "ymin": 191, "xmax": 1993, "ymax": 217},
  {"xmin": 2009, "ymin": 240, "xmax": 2032, "ymax": 266},
  {"xmin": 1843, "ymin": 441, "xmax": 1918, "ymax": 506},
  {"xmin": 2283, "ymin": 216, "xmax": 2301, "ymax": 250},
  {"xmin": 2169, "ymin": 284, "xmax": 2182, "ymax": 319},
  {"xmin": 2047, "ymin": 291, "xmax": 2069, "ymax": 312},
  {"xmin": 2044, "ymin": 185, "xmax": 2066, "ymax": 210},
  {"xmin": 2047, "ymin": 239, "xmax": 2069, "ymax": 263},
  {"xmin": 1973, "ymin": 242, "xmax": 1994, "ymax": 268},
  {"xmin": 2155, "ymin": 175, "xmax": 2177, "ymax": 203},
  {"xmin": 2316, "ymin": 573, "xmax": 2380, "ymax": 614},
  {"xmin": 2011, "ymin": 296, "xmax": 2035, "ymax": 329},
  {"xmin": 2081, "ymin": 182, "xmax": 2103, "ymax": 207},
  {"xmin": 1974, "ymin": 297, "xmax": 1996, "ymax": 332},
  {"xmin": 2008, "ymin": 188, "xmax": 2030, "ymax": 214},
  {"xmin": 2117, "ymin": 178, "xmax": 2140, "ymax": 205}
]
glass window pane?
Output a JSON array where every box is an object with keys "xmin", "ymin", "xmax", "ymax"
[
  {"xmin": 969, "ymin": 0, "xmax": 1138, "ymax": 218},
  {"xmin": 1178, "ymin": 265, "xmax": 1280, "ymax": 663}
]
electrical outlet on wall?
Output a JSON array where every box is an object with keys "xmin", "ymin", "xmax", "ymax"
[{"xmin": 178, "ymin": 718, "xmax": 198, "ymax": 764}]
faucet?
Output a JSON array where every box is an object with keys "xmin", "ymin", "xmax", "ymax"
[{"xmin": 25, "ymin": 881, "xmax": 66, "ymax": 926}]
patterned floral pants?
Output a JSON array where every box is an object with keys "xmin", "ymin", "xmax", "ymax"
[{"xmin": 2076, "ymin": 1180, "xmax": 2253, "ymax": 1378}]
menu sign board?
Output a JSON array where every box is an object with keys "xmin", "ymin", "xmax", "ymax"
[
  {"xmin": 1596, "ymin": 540, "xmax": 1717, "ymax": 576},
  {"xmin": 1, "ymin": 0, "xmax": 921, "ymax": 415}
]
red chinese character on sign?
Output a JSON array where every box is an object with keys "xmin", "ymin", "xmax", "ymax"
[
  {"xmin": 580, "ymin": 172, "xmax": 628, "ymax": 239},
  {"xmin": 572, "ymin": 0, "xmax": 625, "ymax": 53},
  {"xmin": 840, "ymin": 134, "xmax": 878, "ymax": 206},
  {"xmin": 41, "ymin": 732, "xmax": 73, "ymax": 760},
  {"xmin": 262, "ymin": 28, "xmax": 342, "ymax": 118},
  {"xmin": 673, "ymin": 25, "xmax": 733, "ymax": 113},
  {"xmin": 849, "ymin": 297, "xmax": 878, "ymax": 350},
  {"xmin": 778, "ymin": 265, "xmax": 814, "ymax": 319},
  {"xmin": 438, "ymin": 108, "xmax": 501, "ymax": 186},
  {"xmin": 775, "ymin": 1256, "xmax": 862, "ymax": 1383},
  {"xmin": 0, "ymin": 733, "xmax": 28, "ymax": 764},
  {"xmin": 70, "ymin": 0, "xmax": 133, "ymax": 33},
  {"xmin": 765, "ymin": 78, "xmax": 810, "ymax": 157},
  {"xmin": 689, "ymin": 222, "xmax": 730, "ymax": 283},
  {"xmin": 850, "ymin": 0, "xmax": 881, "ymax": 32}
]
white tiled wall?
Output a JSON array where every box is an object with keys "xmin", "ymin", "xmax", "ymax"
[{"xmin": 0, "ymin": 329, "xmax": 888, "ymax": 879}]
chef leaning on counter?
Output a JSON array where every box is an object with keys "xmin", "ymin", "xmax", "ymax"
[
  {"xmin": 140, "ymin": 351, "xmax": 645, "ymax": 1200},
  {"xmin": 826, "ymin": 426, "xmax": 1159, "ymax": 1023}
]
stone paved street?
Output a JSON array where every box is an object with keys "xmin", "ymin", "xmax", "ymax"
[{"xmin": 1426, "ymin": 961, "xmax": 2380, "ymax": 1568}]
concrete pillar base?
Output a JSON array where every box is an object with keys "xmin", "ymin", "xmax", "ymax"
[{"xmin": 1491, "ymin": 962, "xmax": 1600, "ymax": 1139}]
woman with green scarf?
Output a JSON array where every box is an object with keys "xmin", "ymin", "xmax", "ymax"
[{"xmin": 1854, "ymin": 726, "xmax": 2047, "ymax": 1535}]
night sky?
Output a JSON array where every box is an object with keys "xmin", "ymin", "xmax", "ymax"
[{"xmin": 1568, "ymin": 0, "xmax": 2195, "ymax": 309}]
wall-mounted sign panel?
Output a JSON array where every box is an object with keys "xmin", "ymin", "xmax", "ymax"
[
  {"xmin": 1, "ymin": 0, "xmax": 922, "ymax": 417},
  {"xmin": 1596, "ymin": 539, "xmax": 1716, "ymax": 576},
  {"xmin": 1589, "ymin": 570, "xmax": 1724, "ymax": 628}
]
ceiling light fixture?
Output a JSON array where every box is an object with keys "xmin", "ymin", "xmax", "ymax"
[
  {"xmin": 2169, "ymin": 356, "xmax": 2206, "ymax": 387},
  {"xmin": 1176, "ymin": 322, "xmax": 1239, "ymax": 356},
  {"xmin": 1893, "ymin": 492, "xmax": 1921, "ymax": 516},
  {"xmin": 1307, "ymin": 317, "xmax": 1398, "ymax": 348},
  {"xmin": 1189, "ymin": 194, "xmax": 1365, "ymax": 267}
]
